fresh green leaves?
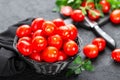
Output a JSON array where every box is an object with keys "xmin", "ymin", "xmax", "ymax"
[
  {"xmin": 107, "ymin": 0, "xmax": 120, "ymax": 10},
  {"xmin": 53, "ymin": 0, "xmax": 83, "ymax": 12},
  {"xmin": 66, "ymin": 55, "xmax": 94, "ymax": 76}
]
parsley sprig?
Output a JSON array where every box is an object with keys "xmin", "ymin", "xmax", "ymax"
[{"xmin": 66, "ymin": 55, "xmax": 94, "ymax": 76}]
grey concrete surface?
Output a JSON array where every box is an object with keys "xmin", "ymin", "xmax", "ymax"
[{"xmin": 0, "ymin": 0, "xmax": 120, "ymax": 80}]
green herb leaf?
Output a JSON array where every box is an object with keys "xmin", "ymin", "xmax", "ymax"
[
  {"xmin": 73, "ymin": 55, "xmax": 82, "ymax": 64},
  {"xmin": 80, "ymin": 7, "xmax": 87, "ymax": 15},
  {"xmin": 107, "ymin": 0, "xmax": 120, "ymax": 10},
  {"xmin": 66, "ymin": 55, "xmax": 94, "ymax": 76},
  {"xmin": 54, "ymin": 0, "xmax": 68, "ymax": 12},
  {"xmin": 74, "ymin": 68, "xmax": 82, "ymax": 74}
]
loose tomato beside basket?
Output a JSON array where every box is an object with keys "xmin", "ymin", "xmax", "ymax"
[{"xmin": 13, "ymin": 18, "xmax": 82, "ymax": 75}]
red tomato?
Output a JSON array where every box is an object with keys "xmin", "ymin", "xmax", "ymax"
[
  {"xmin": 88, "ymin": 9, "xmax": 100, "ymax": 21},
  {"xmin": 66, "ymin": 24, "xmax": 78, "ymax": 40},
  {"xmin": 52, "ymin": 18, "xmax": 65, "ymax": 27},
  {"xmin": 32, "ymin": 29, "xmax": 45, "ymax": 38},
  {"xmin": 18, "ymin": 36, "xmax": 32, "ymax": 43},
  {"xmin": 32, "ymin": 36, "xmax": 47, "ymax": 52},
  {"xmin": 111, "ymin": 49, "xmax": 120, "ymax": 62},
  {"xmin": 63, "ymin": 40, "xmax": 79, "ymax": 56},
  {"xmin": 92, "ymin": 38, "xmax": 106, "ymax": 52},
  {"xmin": 71, "ymin": 10, "xmax": 85, "ymax": 22},
  {"xmin": 17, "ymin": 40, "xmax": 32, "ymax": 56},
  {"xmin": 60, "ymin": 6, "xmax": 73, "ymax": 17},
  {"xmin": 57, "ymin": 26, "xmax": 70, "ymax": 40},
  {"xmin": 31, "ymin": 18, "xmax": 45, "ymax": 32},
  {"xmin": 99, "ymin": 0, "xmax": 110, "ymax": 13},
  {"xmin": 81, "ymin": 1, "xmax": 95, "ymax": 9},
  {"xmin": 42, "ymin": 21, "xmax": 57, "ymax": 36},
  {"xmin": 29, "ymin": 52, "xmax": 42, "ymax": 62},
  {"xmin": 48, "ymin": 34, "xmax": 63, "ymax": 49},
  {"xmin": 110, "ymin": 9, "xmax": 120, "ymax": 24},
  {"xmin": 42, "ymin": 46, "xmax": 58, "ymax": 63},
  {"xmin": 16, "ymin": 25, "xmax": 31, "ymax": 38},
  {"xmin": 57, "ymin": 51, "xmax": 68, "ymax": 61},
  {"xmin": 83, "ymin": 44, "xmax": 99, "ymax": 58}
]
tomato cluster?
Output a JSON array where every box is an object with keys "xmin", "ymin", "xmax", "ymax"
[
  {"xmin": 83, "ymin": 38, "xmax": 106, "ymax": 59},
  {"xmin": 60, "ymin": 0, "xmax": 120, "ymax": 24},
  {"xmin": 82, "ymin": 38, "xmax": 120, "ymax": 62},
  {"xmin": 16, "ymin": 18, "xmax": 79, "ymax": 63}
]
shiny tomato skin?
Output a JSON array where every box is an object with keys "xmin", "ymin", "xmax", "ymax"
[
  {"xmin": 66, "ymin": 24, "xmax": 78, "ymax": 40},
  {"xmin": 48, "ymin": 34, "xmax": 63, "ymax": 49},
  {"xmin": 18, "ymin": 36, "xmax": 32, "ymax": 43},
  {"xmin": 110, "ymin": 9, "xmax": 120, "ymax": 24},
  {"xmin": 88, "ymin": 9, "xmax": 100, "ymax": 21},
  {"xmin": 17, "ymin": 40, "xmax": 32, "ymax": 56},
  {"xmin": 52, "ymin": 18, "xmax": 65, "ymax": 27},
  {"xmin": 83, "ymin": 44, "xmax": 99, "ymax": 58},
  {"xmin": 99, "ymin": 0, "xmax": 110, "ymax": 13},
  {"xmin": 32, "ymin": 29, "xmax": 45, "ymax": 38},
  {"xmin": 29, "ymin": 52, "xmax": 42, "ymax": 62},
  {"xmin": 32, "ymin": 36, "xmax": 47, "ymax": 52},
  {"xmin": 71, "ymin": 10, "xmax": 85, "ymax": 22},
  {"xmin": 57, "ymin": 26, "xmax": 70, "ymax": 40},
  {"xmin": 111, "ymin": 49, "xmax": 120, "ymax": 62},
  {"xmin": 92, "ymin": 38, "xmax": 106, "ymax": 52},
  {"xmin": 57, "ymin": 50, "xmax": 68, "ymax": 61},
  {"xmin": 42, "ymin": 21, "xmax": 57, "ymax": 36},
  {"xmin": 42, "ymin": 46, "xmax": 59, "ymax": 63},
  {"xmin": 81, "ymin": 1, "xmax": 95, "ymax": 9},
  {"xmin": 60, "ymin": 6, "xmax": 73, "ymax": 17},
  {"xmin": 63, "ymin": 40, "xmax": 79, "ymax": 56},
  {"xmin": 16, "ymin": 25, "xmax": 31, "ymax": 38},
  {"xmin": 31, "ymin": 18, "xmax": 45, "ymax": 32}
]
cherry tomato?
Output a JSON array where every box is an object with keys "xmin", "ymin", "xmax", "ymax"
[
  {"xmin": 29, "ymin": 52, "xmax": 42, "ymax": 62},
  {"xmin": 18, "ymin": 36, "xmax": 32, "ymax": 43},
  {"xmin": 63, "ymin": 40, "xmax": 79, "ymax": 56},
  {"xmin": 60, "ymin": 6, "xmax": 73, "ymax": 17},
  {"xmin": 57, "ymin": 26, "xmax": 70, "ymax": 40},
  {"xmin": 110, "ymin": 9, "xmax": 120, "ymax": 24},
  {"xmin": 99, "ymin": 0, "xmax": 110, "ymax": 13},
  {"xmin": 52, "ymin": 18, "xmax": 65, "ymax": 27},
  {"xmin": 71, "ymin": 10, "xmax": 85, "ymax": 22},
  {"xmin": 42, "ymin": 46, "xmax": 58, "ymax": 63},
  {"xmin": 66, "ymin": 24, "xmax": 78, "ymax": 40},
  {"xmin": 88, "ymin": 9, "xmax": 100, "ymax": 21},
  {"xmin": 81, "ymin": 1, "xmax": 95, "ymax": 9},
  {"xmin": 17, "ymin": 40, "xmax": 32, "ymax": 56},
  {"xmin": 48, "ymin": 34, "xmax": 63, "ymax": 49},
  {"xmin": 57, "ymin": 50, "xmax": 68, "ymax": 61},
  {"xmin": 31, "ymin": 18, "xmax": 45, "ymax": 32},
  {"xmin": 111, "ymin": 49, "xmax": 120, "ymax": 62},
  {"xmin": 92, "ymin": 38, "xmax": 106, "ymax": 52},
  {"xmin": 42, "ymin": 21, "xmax": 57, "ymax": 36},
  {"xmin": 32, "ymin": 36, "xmax": 47, "ymax": 52},
  {"xmin": 16, "ymin": 25, "xmax": 31, "ymax": 38},
  {"xmin": 83, "ymin": 44, "xmax": 99, "ymax": 58},
  {"xmin": 32, "ymin": 29, "xmax": 45, "ymax": 38}
]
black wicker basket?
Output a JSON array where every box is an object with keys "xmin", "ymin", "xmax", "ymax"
[{"xmin": 13, "ymin": 35, "xmax": 81, "ymax": 75}]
